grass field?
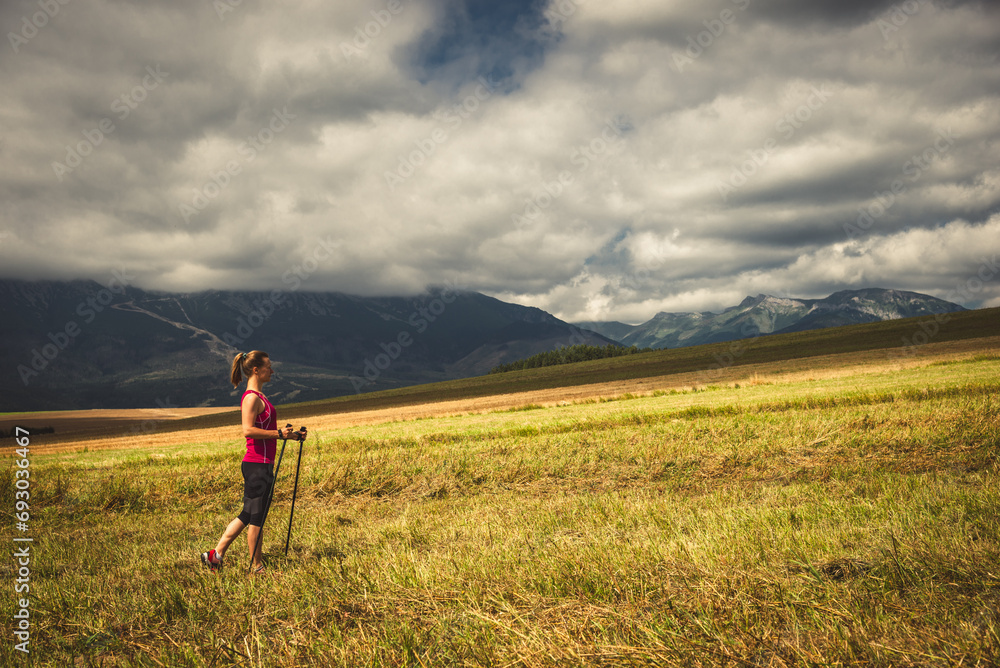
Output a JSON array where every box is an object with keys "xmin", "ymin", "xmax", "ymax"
[
  {"xmin": 6, "ymin": 306, "xmax": 998, "ymax": 448},
  {"xmin": 2, "ymin": 331, "xmax": 999, "ymax": 665}
]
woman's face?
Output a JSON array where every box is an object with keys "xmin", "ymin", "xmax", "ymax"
[{"xmin": 254, "ymin": 357, "xmax": 274, "ymax": 383}]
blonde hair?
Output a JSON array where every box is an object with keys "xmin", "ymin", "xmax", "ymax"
[{"xmin": 230, "ymin": 350, "xmax": 269, "ymax": 387}]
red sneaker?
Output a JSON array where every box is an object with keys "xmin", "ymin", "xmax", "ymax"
[{"xmin": 200, "ymin": 549, "xmax": 222, "ymax": 572}]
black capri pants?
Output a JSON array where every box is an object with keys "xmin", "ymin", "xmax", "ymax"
[{"xmin": 237, "ymin": 461, "xmax": 274, "ymax": 527}]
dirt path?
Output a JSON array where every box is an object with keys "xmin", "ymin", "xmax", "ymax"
[{"xmin": 0, "ymin": 407, "xmax": 234, "ymax": 443}]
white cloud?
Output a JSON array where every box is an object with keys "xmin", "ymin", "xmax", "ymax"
[{"xmin": 0, "ymin": 0, "xmax": 998, "ymax": 320}]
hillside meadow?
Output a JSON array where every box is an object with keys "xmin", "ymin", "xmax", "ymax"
[{"xmin": 2, "ymin": 335, "xmax": 999, "ymax": 666}]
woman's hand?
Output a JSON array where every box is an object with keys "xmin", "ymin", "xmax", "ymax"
[{"xmin": 282, "ymin": 426, "xmax": 308, "ymax": 442}]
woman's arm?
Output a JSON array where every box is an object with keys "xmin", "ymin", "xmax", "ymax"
[{"xmin": 241, "ymin": 393, "xmax": 285, "ymax": 440}]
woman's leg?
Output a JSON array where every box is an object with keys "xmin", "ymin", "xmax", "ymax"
[
  {"xmin": 247, "ymin": 524, "xmax": 264, "ymax": 570},
  {"xmin": 215, "ymin": 517, "xmax": 246, "ymax": 560},
  {"xmin": 243, "ymin": 461, "xmax": 273, "ymax": 570}
]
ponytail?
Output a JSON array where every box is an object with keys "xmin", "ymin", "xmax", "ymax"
[{"xmin": 230, "ymin": 350, "xmax": 269, "ymax": 387}]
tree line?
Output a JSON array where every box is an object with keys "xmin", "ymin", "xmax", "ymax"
[{"xmin": 489, "ymin": 343, "xmax": 652, "ymax": 374}]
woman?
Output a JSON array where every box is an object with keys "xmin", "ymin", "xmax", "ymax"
[{"xmin": 201, "ymin": 350, "xmax": 300, "ymax": 574}]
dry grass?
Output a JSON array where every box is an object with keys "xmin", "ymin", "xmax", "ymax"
[
  {"xmin": 15, "ymin": 335, "xmax": 998, "ymax": 456},
  {"xmin": 2, "ymin": 342, "xmax": 999, "ymax": 666}
]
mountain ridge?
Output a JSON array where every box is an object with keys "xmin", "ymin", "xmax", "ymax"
[
  {"xmin": 0, "ymin": 281, "xmax": 967, "ymax": 411},
  {"xmin": 0, "ymin": 279, "xmax": 614, "ymax": 411},
  {"xmin": 575, "ymin": 288, "xmax": 965, "ymax": 350}
]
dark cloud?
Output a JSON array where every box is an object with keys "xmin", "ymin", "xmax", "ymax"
[{"xmin": 0, "ymin": 0, "xmax": 998, "ymax": 321}]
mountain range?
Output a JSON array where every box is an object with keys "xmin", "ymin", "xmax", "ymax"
[
  {"xmin": 574, "ymin": 288, "xmax": 965, "ymax": 350},
  {"xmin": 0, "ymin": 281, "xmax": 965, "ymax": 411},
  {"xmin": 0, "ymin": 279, "xmax": 614, "ymax": 412}
]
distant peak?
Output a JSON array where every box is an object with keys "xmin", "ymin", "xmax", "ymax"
[{"xmin": 738, "ymin": 294, "xmax": 770, "ymax": 307}]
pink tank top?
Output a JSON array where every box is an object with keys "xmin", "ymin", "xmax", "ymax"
[{"xmin": 242, "ymin": 389, "xmax": 277, "ymax": 464}]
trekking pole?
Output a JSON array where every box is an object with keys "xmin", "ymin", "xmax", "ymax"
[
  {"xmin": 284, "ymin": 426, "xmax": 307, "ymax": 556},
  {"xmin": 249, "ymin": 423, "xmax": 292, "ymax": 573}
]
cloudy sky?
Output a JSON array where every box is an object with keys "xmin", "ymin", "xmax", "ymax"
[{"xmin": 2, "ymin": 0, "xmax": 998, "ymax": 323}]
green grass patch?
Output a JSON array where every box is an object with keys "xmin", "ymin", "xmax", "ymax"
[
  {"xmin": 4, "ymin": 353, "xmax": 1000, "ymax": 665},
  {"xmin": 158, "ymin": 306, "xmax": 1000, "ymax": 435}
]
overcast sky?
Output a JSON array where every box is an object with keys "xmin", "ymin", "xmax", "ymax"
[{"xmin": 1, "ymin": 0, "xmax": 998, "ymax": 323}]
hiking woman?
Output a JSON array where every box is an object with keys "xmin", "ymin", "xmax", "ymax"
[{"xmin": 201, "ymin": 350, "xmax": 301, "ymax": 574}]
